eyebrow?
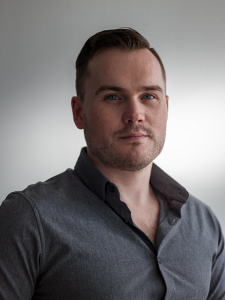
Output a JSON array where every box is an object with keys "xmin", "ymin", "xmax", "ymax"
[{"xmin": 94, "ymin": 85, "xmax": 164, "ymax": 96}]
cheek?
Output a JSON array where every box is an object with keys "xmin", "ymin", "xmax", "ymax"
[
  {"xmin": 84, "ymin": 107, "xmax": 114, "ymax": 138},
  {"xmin": 147, "ymin": 106, "xmax": 168, "ymax": 130},
  {"xmin": 87, "ymin": 105, "xmax": 120, "ymax": 129}
]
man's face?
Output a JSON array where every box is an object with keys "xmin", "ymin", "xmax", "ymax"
[{"xmin": 73, "ymin": 48, "xmax": 169, "ymax": 171}]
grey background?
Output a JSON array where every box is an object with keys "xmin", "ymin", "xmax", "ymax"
[{"xmin": 0, "ymin": 0, "xmax": 224, "ymax": 233}]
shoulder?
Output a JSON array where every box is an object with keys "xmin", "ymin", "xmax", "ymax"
[
  {"xmin": 0, "ymin": 168, "xmax": 83, "ymax": 223},
  {"xmin": 8, "ymin": 168, "xmax": 81, "ymax": 205},
  {"xmin": 184, "ymin": 194, "xmax": 220, "ymax": 225},
  {"xmin": 182, "ymin": 193, "xmax": 223, "ymax": 241},
  {"xmin": 0, "ymin": 168, "xmax": 80, "ymax": 248},
  {"xmin": 21, "ymin": 168, "xmax": 76, "ymax": 198}
]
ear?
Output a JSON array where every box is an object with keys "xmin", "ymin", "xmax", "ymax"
[
  {"xmin": 71, "ymin": 96, "xmax": 84, "ymax": 129},
  {"xmin": 166, "ymin": 95, "xmax": 169, "ymax": 111}
]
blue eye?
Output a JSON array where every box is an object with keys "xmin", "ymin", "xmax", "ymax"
[
  {"xmin": 107, "ymin": 94, "xmax": 118, "ymax": 100},
  {"xmin": 143, "ymin": 94, "xmax": 154, "ymax": 100}
]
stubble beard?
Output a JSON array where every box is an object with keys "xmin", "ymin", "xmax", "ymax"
[{"xmin": 83, "ymin": 114, "xmax": 166, "ymax": 172}]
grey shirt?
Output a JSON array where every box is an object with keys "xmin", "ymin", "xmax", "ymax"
[{"xmin": 0, "ymin": 147, "xmax": 224, "ymax": 299}]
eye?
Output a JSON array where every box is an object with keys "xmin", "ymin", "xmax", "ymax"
[
  {"xmin": 142, "ymin": 94, "xmax": 155, "ymax": 100},
  {"xmin": 106, "ymin": 94, "xmax": 119, "ymax": 100}
]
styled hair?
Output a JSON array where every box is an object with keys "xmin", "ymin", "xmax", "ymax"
[{"xmin": 75, "ymin": 28, "xmax": 166, "ymax": 100}]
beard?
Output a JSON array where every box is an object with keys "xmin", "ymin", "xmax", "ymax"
[{"xmin": 83, "ymin": 114, "xmax": 166, "ymax": 172}]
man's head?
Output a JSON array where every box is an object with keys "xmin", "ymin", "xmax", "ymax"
[
  {"xmin": 75, "ymin": 28, "xmax": 166, "ymax": 101},
  {"xmin": 72, "ymin": 28, "xmax": 169, "ymax": 172}
]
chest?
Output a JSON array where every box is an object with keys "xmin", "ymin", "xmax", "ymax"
[
  {"xmin": 128, "ymin": 200, "xmax": 160, "ymax": 244},
  {"xmin": 35, "ymin": 195, "xmax": 215, "ymax": 300},
  {"xmin": 37, "ymin": 204, "xmax": 166, "ymax": 300}
]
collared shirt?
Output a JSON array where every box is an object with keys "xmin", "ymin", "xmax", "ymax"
[{"xmin": 0, "ymin": 147, "xmax": 224, "ymax": 299}]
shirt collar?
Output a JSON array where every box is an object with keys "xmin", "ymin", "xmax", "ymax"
[
  {"xmin": 74, "ymin": 147, "xmax": 189, "ymax": 204},
  {"xmin": 74, "ymin": 147, "xmax": 109, "ymax": 201},
  {"xmin": 150, "ymin": 164, "xmax": 189, "ymax": 203}
]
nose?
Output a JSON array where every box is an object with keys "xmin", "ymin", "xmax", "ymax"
[{"xmin": 122, "ymin": 98, "xmax": 145, "ymax": 124}]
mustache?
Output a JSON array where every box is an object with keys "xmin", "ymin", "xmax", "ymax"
[{"xmin": 114, "ymin": 124, "xmax": 154, "ymax": 138}]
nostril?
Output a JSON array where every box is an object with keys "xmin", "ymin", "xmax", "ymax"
[{"xmin": 123, "ymin": 112, "xmax": 145, "ymax": 124}]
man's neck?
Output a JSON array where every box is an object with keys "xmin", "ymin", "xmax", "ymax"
[{"xmin": 87, "ymin": 149, "xmax": 154, "ymax": 206}]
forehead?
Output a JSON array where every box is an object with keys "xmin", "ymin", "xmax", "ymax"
[{"xmin": 86, "ymin": 48, "xmax": 164, "ymax": 90}]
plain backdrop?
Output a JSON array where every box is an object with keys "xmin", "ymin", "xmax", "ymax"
[{"xmin": 0, "ymin": 0, "xmax": 225, "ymax": 233}]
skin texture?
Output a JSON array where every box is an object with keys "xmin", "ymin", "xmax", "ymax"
[{"xmin": 72, "ymin": 48, "xmax": 168, "ymax": 173}]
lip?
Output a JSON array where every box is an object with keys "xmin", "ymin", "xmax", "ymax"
[{"xmin": 119, "ymin": 133, "xmax": 148, "ymax": 140}]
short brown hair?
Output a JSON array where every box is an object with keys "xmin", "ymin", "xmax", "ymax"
[{"xmin": 75, "ymin": 28, "xmax": 166, "ymax": 100}]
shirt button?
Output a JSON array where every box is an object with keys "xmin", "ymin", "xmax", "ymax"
[
  {"xmin": 110, "ymin": 186, "xmax": 115, "ymax": 193},
  {"xmin": 169, "ymin": 217, "xmax": 177, "ymax": 225}
]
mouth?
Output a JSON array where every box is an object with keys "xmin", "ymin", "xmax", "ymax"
[{"xmin": 119, "ymin": 133, "xmax": 148, "ymax": 140}]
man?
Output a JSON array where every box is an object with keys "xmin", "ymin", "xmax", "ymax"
[{"xmin": 0, "ymin": 28, "xmax": 224, "ymax": 299}]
